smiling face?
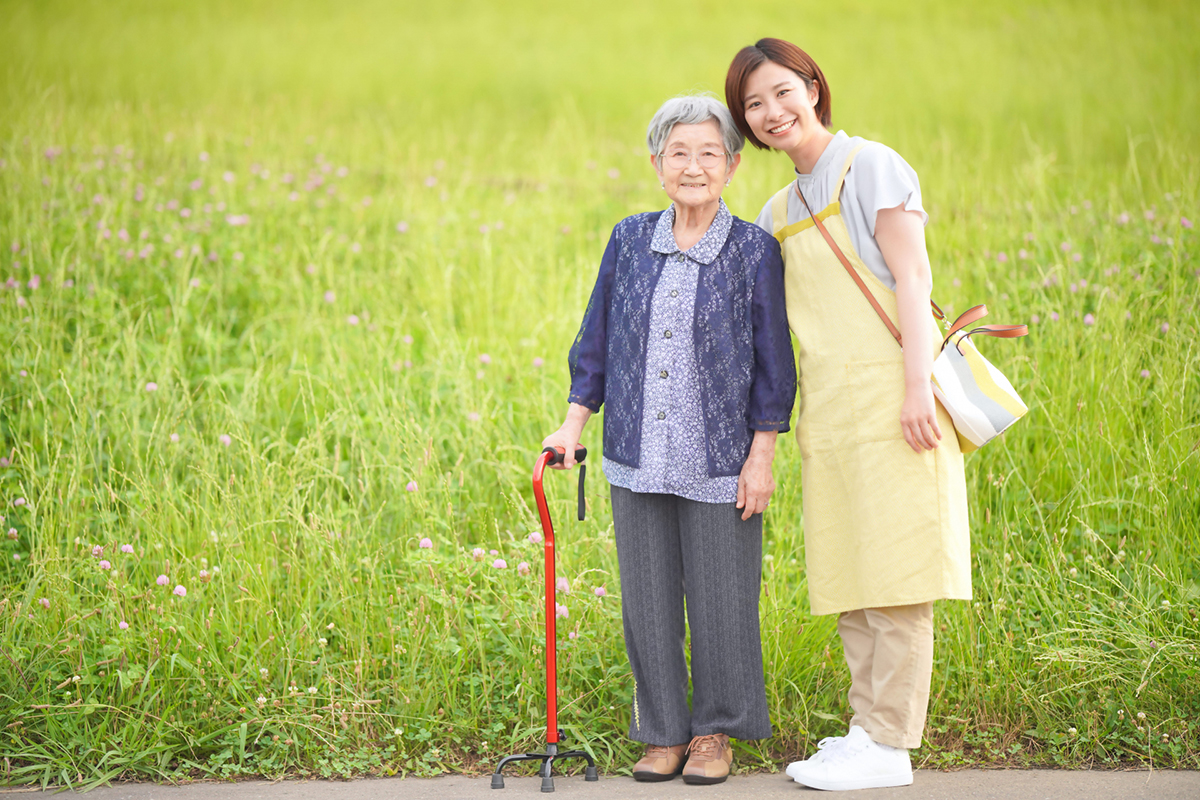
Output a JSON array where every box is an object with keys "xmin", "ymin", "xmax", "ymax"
[
  {"xmin": 651, "ymin": 120, "xmax": 739, "ymax": 212},
  {"xmin": 740, "ymin": 60, "xmax": 822, "ymax": 154}
]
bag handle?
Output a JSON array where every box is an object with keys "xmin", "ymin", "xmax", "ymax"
[
  {"xmin": 950, "ymin": 324, "xmax": 1029, "ymax": 355},
  {"xmin": 941, "ymin": 304, "xmax": 988, "ymax": 347}
]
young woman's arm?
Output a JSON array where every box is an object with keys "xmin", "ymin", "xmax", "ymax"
[{"xmin": 875, "ymin": 204, "xmax": 942, "ymax": 453}]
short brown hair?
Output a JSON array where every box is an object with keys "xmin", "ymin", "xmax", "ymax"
[{"xmin": 725, "ymin": 38, "xmax": 832, "ymax": 150}]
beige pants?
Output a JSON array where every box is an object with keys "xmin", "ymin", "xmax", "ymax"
[{"xmin": 837, "ymin": 602, "xmax": 934, "ymax": 750}]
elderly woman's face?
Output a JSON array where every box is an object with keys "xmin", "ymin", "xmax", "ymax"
[{"xmin": 652, "ymin": 120, "xmax": 738, "ymax": 211}]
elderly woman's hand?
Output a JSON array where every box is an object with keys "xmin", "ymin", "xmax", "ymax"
[
  {"xmin": 736, "ymin": 430, "xmax": 778, "ymax": 520},
  {"xmin": 542, "ymin": 403, "xmax": 593, "ymax": 469}
]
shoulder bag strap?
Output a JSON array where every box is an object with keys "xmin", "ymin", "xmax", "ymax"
[{"xmin": 794, "ymin": 187, "xmax": 905, "ymax": 346}]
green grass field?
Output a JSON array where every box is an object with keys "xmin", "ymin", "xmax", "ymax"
[{"xmin": 1, "ymin": 0, "xmax": 1198, "ymax": 788}]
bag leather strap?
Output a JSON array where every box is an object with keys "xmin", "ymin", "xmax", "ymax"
[
  {"xmin": 941, "ymin": 304, "xmax": 988, "ymax": 349},
  {"xmin": 950, "ymin": 324, "xmax": 1029, "ymax": 355},
  {"xmin": 961, "ymin": 324, "xmax": 1029, "ymax": 340}
]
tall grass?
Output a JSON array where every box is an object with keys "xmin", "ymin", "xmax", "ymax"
[{"xmin": 1, "ymin": 0, "xmax": 1198, "ymax": 787}]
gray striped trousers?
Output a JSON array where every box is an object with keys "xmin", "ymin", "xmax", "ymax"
[{"xmin": 610, "ymin": 484, "xmax": 772, "ymax": 745}]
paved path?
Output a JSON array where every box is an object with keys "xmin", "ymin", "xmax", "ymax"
[{"xmin": 4, "ymin": 770, "xmax": 1199, "ymax": 799}]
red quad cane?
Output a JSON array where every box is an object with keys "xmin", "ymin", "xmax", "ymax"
[{"xmin": 492, "ymin": 446, "xmax": 599, "ymax": 792}]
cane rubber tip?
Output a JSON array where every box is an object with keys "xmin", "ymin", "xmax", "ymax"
[
  {"xmin": 491, "ymin": 773, "xmax": 505, "ymax": 789},
  {"xmin": 541, "ymin": 776, "xmax": 555, "ymax": 792},
  {"xmin": 585, "ymin": 765, "xmax": 598, "ymax": 781}
]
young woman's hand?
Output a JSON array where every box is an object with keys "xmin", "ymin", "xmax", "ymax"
[{"xmin": 900, "ymin": 383, "xmax": 942, "ymax": 452}]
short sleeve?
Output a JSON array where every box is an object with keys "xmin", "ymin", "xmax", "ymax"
[
  {"xmin": 850, "ymin": 143, "xmax": 928, "ymax": 237},
  {"xmin": 753, "ymin": 199, "xmax": 774, "ymax": 235}
]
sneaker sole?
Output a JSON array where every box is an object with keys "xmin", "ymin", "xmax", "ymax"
[
  {"xmin": 793, "ymin": 772, "xmax": 913, "ymax": 791},
  {"xmin": 785, "ymin": 761, "xmax": 817, "ymax": 781}
]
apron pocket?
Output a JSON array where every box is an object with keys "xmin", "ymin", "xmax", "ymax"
[
  {"xmin": 796, "ymin": 383, "xmax": 856, "ymax": 459},
  {"xmin": 848, "ymin": 359, "xmax": 907, "ymax": 444}
]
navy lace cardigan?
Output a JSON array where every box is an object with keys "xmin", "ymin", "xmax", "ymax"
[{"xmin": 568, "ymin": 211, "xmax": 796, "ymax": 478}]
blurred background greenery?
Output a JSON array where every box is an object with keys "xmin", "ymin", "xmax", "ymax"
[{"xmin": 6, "ymin": 0, "xmax": 1199, "ymax": 195}]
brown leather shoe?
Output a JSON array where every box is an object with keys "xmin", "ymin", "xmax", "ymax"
[
  {"xmin": 681, "ymin": 733, "xmax": 732, "ymax": 784},
  {"xmin": 632, "ymin": 743, "xmax": 688, "ymax": 782}
]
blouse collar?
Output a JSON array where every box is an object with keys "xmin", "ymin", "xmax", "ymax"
[
  {"xmin": 794, "ymin": 130, "xmax": 851, "ymax": 187},
  {"xmin": 650, "ymin": 198, "xmax": 733, "ymax": 265}
]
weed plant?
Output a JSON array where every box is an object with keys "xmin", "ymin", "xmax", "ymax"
[{"xmin": 1, "ymin": 0, "xmax": 1198, "ymax": 788}]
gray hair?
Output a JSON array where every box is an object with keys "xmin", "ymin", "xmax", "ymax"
[{"xmin": 645, "ymin": 94, "xmax": 745, "ymax": 167}]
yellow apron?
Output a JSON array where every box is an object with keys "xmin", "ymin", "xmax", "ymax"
[{"xmin": 770, "ymin": 144, "xmax": 971, "ymax": 616}]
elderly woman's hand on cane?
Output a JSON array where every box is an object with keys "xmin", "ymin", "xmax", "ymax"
[{"xmin": 542, "ymin": 403, "xmax": 593, "ymax": 469}]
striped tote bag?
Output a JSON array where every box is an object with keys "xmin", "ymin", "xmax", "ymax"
[{"xmin": 930, "ymin": 305, "xmax": 1028, "ymax": 453}]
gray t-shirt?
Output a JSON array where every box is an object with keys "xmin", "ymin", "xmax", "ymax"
[{"xmin": 754, "ymin": 131, "xmax": 927, "ymax": 291}]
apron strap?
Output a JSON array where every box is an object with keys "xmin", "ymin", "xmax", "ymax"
[
  {"xmin": 832, "ymin": 143, "xmax": 868, "ymax": 199},
  {"xmin": 790, "ymin": 143, "xmax": 867, "ymax": 212},
  {"xmin": 769, "ymin": 186, "xmax": 791, "ymax": 240}
]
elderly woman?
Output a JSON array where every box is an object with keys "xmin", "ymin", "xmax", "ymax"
[{"xmin": 542, "ymin": 95, "xmax": 795, "ymax": 785}]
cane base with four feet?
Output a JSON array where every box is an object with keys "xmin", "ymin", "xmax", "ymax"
[{"xmin": 492, "ymin": 739, "xmax": 599, "ymax": 792}]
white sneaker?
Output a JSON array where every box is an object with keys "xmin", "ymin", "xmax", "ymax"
[
  {"xmin": 789, "ymin": 726, "xmax": 914, "ymax": 791},
  {"xmin": 784, "ymin": 728, "xmax": 852, "ymax": 783}
]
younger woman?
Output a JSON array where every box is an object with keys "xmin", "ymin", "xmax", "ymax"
[{"xmin": 725, "ymin": 38, "xmax": 971, "ymax": 792}]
